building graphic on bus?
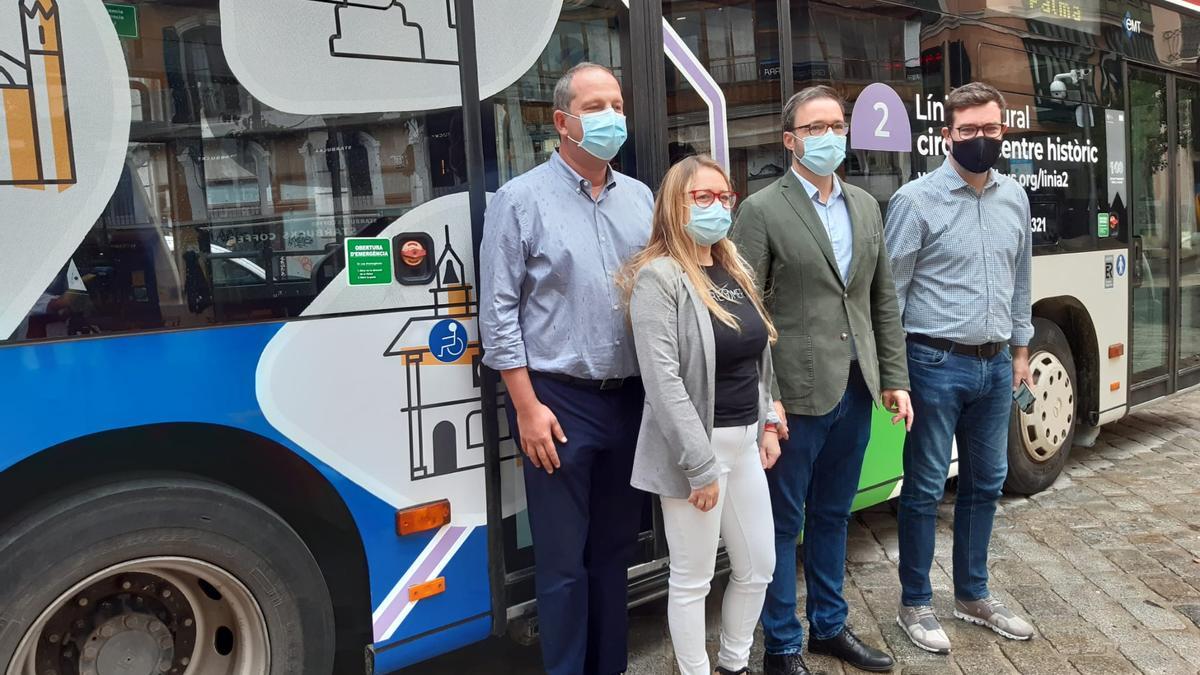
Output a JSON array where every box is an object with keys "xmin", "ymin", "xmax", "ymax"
[
  {"xmin": 382, "ymin": 225, "xmax": 514, "ymax": 482},
  {"xmin": 313, "ymin": 0, "xmax": 461, "ymax": 66},
  {"xmin": 0, "ymin": 0, "xmax": 75, "ymax": 190}
]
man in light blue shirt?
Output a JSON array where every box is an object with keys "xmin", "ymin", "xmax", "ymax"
[
  {"xmin": 793, "ymin": 170, "xmax": 853, "ymax": 285},
  {"xmin": 885, "ymin": 81, "xmax": 1036, "ymax": 656},
  {"xmin": 479, "ymin": 62, "xmax": 652, "ymax": 675}
]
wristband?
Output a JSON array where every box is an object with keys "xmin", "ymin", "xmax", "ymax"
[{"xmin": 764, "ymin": 422, "xmax": 777, "ymax": 433}]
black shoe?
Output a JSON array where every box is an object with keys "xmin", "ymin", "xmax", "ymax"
[
  {"xmin": 763, "ymin": 651, "xmax": 811, "ymax": 675},
  {"xmin": 808, "ymin": 627, "xmax": 895, "ymax": 672},
  {"xmin": 715, "ymin": 667, "xmax": 748, "ymax": 675}
]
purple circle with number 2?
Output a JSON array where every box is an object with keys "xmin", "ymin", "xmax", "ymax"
[{"xmin": 849, "ymin": 83, "xmax": 912, "ymax": 153}]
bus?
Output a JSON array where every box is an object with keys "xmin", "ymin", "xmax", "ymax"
[{"xmin": 0, "ymin": 0, "xmax": 1195, "ymax": 672}]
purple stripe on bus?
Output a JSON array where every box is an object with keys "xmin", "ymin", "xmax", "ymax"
[
  {"xmin": 372, "ymin": 525, "xmax": 469, "ymax": 641},
  {"xmin": 662, "ymin": 27, "xmax": 727, "ymax": 168}
]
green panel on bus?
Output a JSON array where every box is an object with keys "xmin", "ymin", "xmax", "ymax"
[{"xmin": 852, "ymin": 410, "xmax": 906, "ymax": 512}]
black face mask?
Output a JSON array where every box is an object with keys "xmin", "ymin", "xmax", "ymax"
[{"xmin": 950, "ymin": 136, "xmax": 1003, "ymax": 174}]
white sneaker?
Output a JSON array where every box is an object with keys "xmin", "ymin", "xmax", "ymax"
[
  {"xmin": 896, "ymin": 604, "xmax": 951, "ymax": 654},
  {"xmin": 954, "ymin": 596, "xmax": 1035, "ymax": 640}
]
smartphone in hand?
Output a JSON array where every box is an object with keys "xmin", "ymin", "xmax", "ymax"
[{"xmin": 1013, "ymin": 382, "xmax": 1036, "ymax": 414}]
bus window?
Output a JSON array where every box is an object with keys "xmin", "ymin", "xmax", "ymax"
[
  {"xmin": 790, "ymin": 0, "xmax": 948, "ymax": 206},
  {"xmin": 4, "ymin": 7, "xmax": 464, "ymax": 344},
  {"xmin": 664, "ymin": 0, "xmax": 784, "ymax": 197},
  {"xmin": 1175, "ymin": 79, "xmax": 1200, "ymax": 373},
  {"xmin": 483, "ymin": 0, "xmax": 664, "ymax": 616},
  {"xmin": 488, "ymin": 0, "xmax": 634, "ymax": 184},
  {"xmin": 977, "ymin": 43, "xmax": 1124, "ymax": 253}
]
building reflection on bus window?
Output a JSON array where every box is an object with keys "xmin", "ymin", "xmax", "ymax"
[
  {"xmin": 791, "ymin": 0, "xmax": 947, "ymax": 204},
  {"xmin": 488, "ymin": 0, "xmax": 631, "ymax": 186},
  {"xmin": 1176, "ymin": 80, "xmax": 1200, "ymax": 371},
  {"xmin": 664, "ymin": 0, "xmax": 783, "ymax": 197},
  {"xmin": 787, "ymin": 0, "xmax": 1124, "ymax": 256},
  {"xmin": 5, "ymin": 3, "xmax": 465, "ymax": 343}
]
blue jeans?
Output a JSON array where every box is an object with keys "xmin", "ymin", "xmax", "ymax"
[
  {"xmin": 762, "ymin": 364, "xmax": 873, "ymax": 654},
  {"xmin": 898, "ymin": 341, "xmax": 1012, "ymax": 607}
]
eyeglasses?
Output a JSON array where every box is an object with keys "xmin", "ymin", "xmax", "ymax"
[
  {"xmin": 689, "ymin": 189, "xmax": 738, "ymax": 209},
  {"xmin": 954, "ymin": 123, "xmax": 1004, "ymax": 140},
  {"xmin": 789, "ymin": 121, "xmax": 848, "ymax": 136}
]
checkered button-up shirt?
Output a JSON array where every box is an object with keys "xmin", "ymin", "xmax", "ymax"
[
  {"xmin": 479, "ymin": 152, "xmax": 653, "ymax": 379},
  {"xmin": 883, "ymin": 160, "xmax": 1034, "ymax": 347}
]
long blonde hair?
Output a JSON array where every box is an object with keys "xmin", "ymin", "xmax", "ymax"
[{"xmin": 621, "ymin": 155, "xmax": 777, "ymax": 343}]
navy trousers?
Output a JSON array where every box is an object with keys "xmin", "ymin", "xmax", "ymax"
[
  {"xmin": 762, "ymin": 363, "xmax": 874, "ymax": 652},
  {"xmin": 508, "ymin": 374, "xmax": 645, "ymax": 675}
]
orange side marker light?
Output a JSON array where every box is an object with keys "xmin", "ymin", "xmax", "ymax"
[
  {"xmin": 408, "ymin": 577, "xmax": 446, "ymax": 602},
  {"xmin": 1108, "ymin": 343, "xmax": 1125, "ymax": 359},
  {"xmin": 396, "ymin": 499, "xmax": 451, "ymax": 536}
]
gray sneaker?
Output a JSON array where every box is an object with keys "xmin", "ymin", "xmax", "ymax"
[
  {"xmin": 896, "ymin": 604, "xmax": 951, "ymax": 654},
  {"xmin": 954, "ymin": 596, "xmax": 1035, "ymax": 640}
]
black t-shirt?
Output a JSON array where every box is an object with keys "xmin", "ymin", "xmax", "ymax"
[{"xmin": 705, "ymin": 264, "xmax": 768, "ymax": 427}]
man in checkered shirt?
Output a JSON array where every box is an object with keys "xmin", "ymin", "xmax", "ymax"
[{"xmin": 883, "ymin": 82, "xmax": 1037, "ymax": 655}]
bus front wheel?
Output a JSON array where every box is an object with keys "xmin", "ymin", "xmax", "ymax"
[
  {"xmin": 0, "ymin": 477, "xmax": 335, "ymax": 675},
  {"xmin": 1004, "ymin": 318, "xmax": 1077, "ymax": 495}
]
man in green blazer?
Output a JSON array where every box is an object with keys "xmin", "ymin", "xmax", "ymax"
[{"xmin": 732, "ymin": 85, "xmax": 912, "ymax": 675}]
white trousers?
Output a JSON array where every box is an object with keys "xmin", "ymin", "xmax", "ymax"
[{"xmin": 661, "ymin": 424, "xmax": 776, "ymax": 674}]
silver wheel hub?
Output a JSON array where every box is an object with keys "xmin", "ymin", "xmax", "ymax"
[
  {"xmin": 7, "ymin": 557, "xmax": 269, "ymax": 675},
  {"xmin": 1017, "ymin": 350, "xmax": 1074, "ymax": 463},
  {"xmin": 81, "ymin": 614, "xmax": 174, "ymax": 675}
]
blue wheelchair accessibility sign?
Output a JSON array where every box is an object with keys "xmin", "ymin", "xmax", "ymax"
[
  {"xmin": 1116, "ymin": 254, "xmax": 1127, "ymax": 277},
  {"xmin": 429, "ymin": 319, "xmax": 468, "ymax": 363}
]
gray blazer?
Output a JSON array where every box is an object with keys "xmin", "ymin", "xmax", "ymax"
[{"xmin": 629, "ymin": 257, "xmax": 778, "ymax": 499}]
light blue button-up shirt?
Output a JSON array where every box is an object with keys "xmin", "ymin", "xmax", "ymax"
[
  {"xmin": 883, "ymin": 160, "xmax": 1034, "ymax": 347},
  {"xmin": 479, "ymin": 152, "xmax": 653, "ymax": 379},
  {"xmin": 793, "ymin": 169, "xmax": 856, "ymax": 358},
  {"xmin": 793, "ymin": 169, "xmax": 853, "ymax": 283}
]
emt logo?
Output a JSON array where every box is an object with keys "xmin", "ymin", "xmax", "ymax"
[{"xmin": 1124, "ymin": 11, "xmax": 1142, "ymax": 36}]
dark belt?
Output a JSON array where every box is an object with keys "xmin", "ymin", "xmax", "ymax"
[
  {"xmin": 532, "ymin": 371, "xmax": 640, "ymax": 391},
  {"xmin": 907, "ymin": 334, "xmax": 1006, "ymax": 359}
]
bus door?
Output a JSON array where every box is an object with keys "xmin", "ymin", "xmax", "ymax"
[
  {"xmin": 1128, "ymin": 67, "xmax": 1200, "ymax": 402},
  {"xmin": 483, "ymin": 0, "xmax": 673, "ymax": 638}
]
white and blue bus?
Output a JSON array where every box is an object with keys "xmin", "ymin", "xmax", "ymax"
[{"xmin": 1, "ymin": 0, "xmax": 1197, "ymax": 672}]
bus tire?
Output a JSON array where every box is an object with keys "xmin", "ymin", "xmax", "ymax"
[
  {"xmin": 1004, "ymin": 318, "xmax": 1077, "ymax": 495},
  {"xmin": 0, "ymin": 477, "xmax": 335, "ymax": 675}
]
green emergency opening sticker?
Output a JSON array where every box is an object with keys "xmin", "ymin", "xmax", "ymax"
[
  {"xmin": 345, "ymin": 238, "xmax": 393, "ymax": 286},
  {"xmin": 1098, "ymin": 212, "xmax": 1110, "ymax": 238},
  {"xmin": 105, "ymin": 3, "xmax": 138, "ymax": 39}
]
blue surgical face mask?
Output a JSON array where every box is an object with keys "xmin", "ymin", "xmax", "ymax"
[
  {"xmin": 685, "ymin": 202, "xmax": 732, "ymax": 246},
  {"xmin": 564, "ymin": 107, "xmax": 628, "ymax": 161},
  {"xmin": 793, "ymin": 130, "xmax": 847, "ymax": 176}
]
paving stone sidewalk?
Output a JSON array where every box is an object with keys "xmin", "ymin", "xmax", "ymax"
[{"xmin": 406, "ymin": 389, "xmax": 1200, "ymax": 674}]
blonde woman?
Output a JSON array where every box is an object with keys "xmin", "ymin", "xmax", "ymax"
[{"xmin": 624, "ymin": 155, "xmax": 781, "ymax": 675}]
